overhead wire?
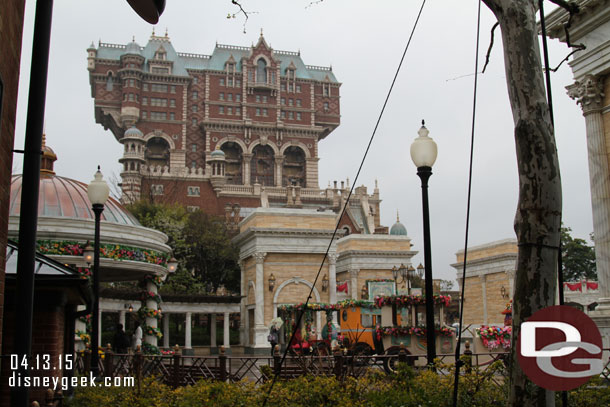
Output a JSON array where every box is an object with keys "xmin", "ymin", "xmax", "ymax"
[
  {"xmin": 261, "ymin": 0, "xmax": 428, "ymax": 405},
  {"xmin": 452, "ymin": 0, "xmax": 482, "ymax": 405}
]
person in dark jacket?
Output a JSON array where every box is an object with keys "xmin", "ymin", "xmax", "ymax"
[{"xmin": 112, "ymin": 323, "xmax": 130, "ymax": 354}]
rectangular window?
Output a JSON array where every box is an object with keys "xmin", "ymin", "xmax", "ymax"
[
  {"xmin": 187, "ymin": 206, "xmax": 200, "ymax": 212},
  {"xmin": 219, "ymin": 106, "xmax": 225, "ymax": 114},
  {"xmin": 236, "ymin": 94, "xmax": 241, "ymax": 102},
  {"xmin": 187, "ymin": 186, "xmax": 200, "ymax": 196},
  {"xmin": 288, "ymin": 98, "xmax": 293, "ymax": 106},
  {"xmin": 236, "ymin": 79, "xmax": 241, "ymax": 87},
  {"xmin": 228, "ymin": 107, "xmax": 233, "ymax": 115},
  {"xmin": 151, "ymin": 84, "xmax": 168, "ymax": 93},
  {"xmin": 281, "ymin": 83, "xmax": 286, "ymax": 91},
  {"xmin": 281, "ymin": 111, "xmax": 286, "ymax": 119},
  {"xmin": 296, "ymin": 85, "xmax": 301, "ymax": 93},
  {"xmin": 152, "ymin": 184, "xmax": 164, "ymax": 195},
  {"xmin": 324, "ymin": 102, "xmax": 329, "ymax": 111},
  {"xmin": 192, "ymin": 144, "xmax": 197, "ymax": 152},
  {"xmin": 288, "ymin": 111, "xmax": 294, "ymax": 119},
  {"xmin": 281, "ymin": 98, "xmax": 286, "ymax": 105},
  {"xmin": 228, "ymin": 77, "xmax": 233, "ymax": 87},
  {"xmin": 236, "ymin": 107, "xmax": 241, "ymax": 115},
  {"xmin": 150, "ymin": 111, "xmax": 167, "ymax": 120},
  {"xmin": 169, "ymin": 112, "xmax": 175, "ymax": 120},
  {"xmin": 192, "ymin": 91, "xmax": 198, "ymax": 100},
  {"xmin": 192, "ymin": 105, "xmax": 198, "ymax": 112},
  {"xmin": 263, "ymin": 108, "xmax": 268, "ymax": 117},
  {"xmin": 255, "ymin": 95, "xmax": 261, "ymax": 103},
  {"xmin": 143, "ymin": 83, "xmax": 149, "ymax": 91},
  {"xmin": 193, "ymin": 77, "xmax": 198, "ymax": 84},
  {"xmin": 141, "ymin": 111, "xmax": 147, "ymax": 119},
  {"xmin": 192, "ymin": 118, "xmax": 198, "ymax": 126},
  {"xmin": 220, "ymin": 78, "xmax": 225, "ymax": 86},
  {"xmin": 256, "ymin": 108, "xmax": 261, "ymax": 116},
  {"xmin": 248, "ymin": 71, "xmax": 254, "ymax": 82},
  {"xmin": 191, "ymin": 161, "xmax": 197, "ymax": 169},
  {"xmin": 262, "ymin": 95, "xmax": 268, "ymax": 103},
  {"xmin": 128, "ymin": 93, "xmax": 134, "ymax": 101},
  {"xmin": 142, "ymin": 97, "xmax": 148, "ymax": 105},
  {"xmin": 296, "ymin": 112, "xmax": 301, "ymax": 120},
  {"xmin": 129, "ymin": 79, "xmax": 135, "ymax": 87},
  {"xmin": 170, "ymin": 99, "xmax": 175, "ymax": 107},
  {"xmin": 227, "ymin": 93, "xmax": 233, "ymax": 102},
  {"xmin": 170, "ymin": 85, "xmax": 176, "ymax": 93},
  {"xmin": 323, "ymin": 84, "xmax": 330, "ymax": 96},
  {"xmin": 150, "ymin": 97, "xmax": 168, "ymax": 107},
  {"xmin": 219, "ymin": 92, "xmax": 224, "ymax": 101},
  {"xmin": 296, "ymin": 99, "xmax": 302, "ymax": 107}
]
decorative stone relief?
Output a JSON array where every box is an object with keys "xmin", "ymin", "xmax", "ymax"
[
  {"xmin": 254, "ymin": 252, "xmax": 267, "ymax": 264},
  {"xmin": 567, "ymin": 74, "xmax": 605, "ymax": 114},
  {"xmin": 328, "ymin": 253, "xmax": 338, "ymax": 265}
]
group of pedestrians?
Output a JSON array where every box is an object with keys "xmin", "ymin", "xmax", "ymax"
[{"xmin": 111, "ymin": 321, "xmax": 143, "ymax": 354}]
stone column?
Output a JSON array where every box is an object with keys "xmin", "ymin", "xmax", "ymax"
[
  {"xmin": 210, "ymin": 313, "xmax": 217, "ymax": 348},
  {"xmin": 349, "ymin": 269, "xmax": 359, "ymax": 300},
  {"xmin": 223, "ymin": 312, "xmax": 230, "ymax": 349},
  {"xmin": 275, "ymin": 156, "xmax": 284, "ymax": 187},
  {"xmin": 185, "ymin": 312, "xmax": 192, "ymax": 350},
  {"xmin": 119, "ymin": 310, "xmax": 126, "ymax": 328},
  {"xmin": 506, "ymin": 270, "xmax": 515, "ymax": 298},
  {"xmin": 163, "ymin": 315, "xmax": 170, "ymax": 348},
  {"xmin": 479, "ymin": 275, "xmax": 488, "ymax": 325},
  {"xmin": 568, "ymin": 75, "xmax": 610, "ymax": 309},
  {"xmin": 239, "ymin": 260, "xmax": 247, "ymax": 346},
  {"xmin": 243, "ymin": 153, "xmax": 252, "ymax": 185},
  {"xmin": 145, "ymin": 279, "xmax": 158, "ymax": 347},
  {"xmin": 328, "ymin": 254, "xmax": 338, "ymax": 304},
  {"xmin": 254, "ymin": 252, "xmax": 267, "ymax": 347}
]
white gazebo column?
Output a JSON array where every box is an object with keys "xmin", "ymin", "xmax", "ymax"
[
  {"xmin": 185, "ymin": 312, "xmax": 192, "ymax": 350},
  {"xmin": 163, "ymin": 315, "xmax": 170, "ymax": 348},
  {"xmin": 568, "ymin": 75, "xmax": 610, "ymax": 309},
  {"xmin": 349, "ymin": 269, "xmax": 359, "ymax": 300},
  {"xmin": 253, "ymin": 252, "xmax": 267, "ymax": 348},
  {"xmin": 239, "ymin": 260, "xmax": 247, "ymax": 345},
  {"xmin": 223, "ymin": 312, "xmax": 230, "ymax": 349},
  {"xmin": 210, "ymin": 313, "xmax": 217, "ymax": 348},
  {"xmin": 144, "ymin": 278, "xmax": 158, "ymax": 347},
  {"xmin": 119, "ymin": 310, "xmax": 126, "ymax": 329}
]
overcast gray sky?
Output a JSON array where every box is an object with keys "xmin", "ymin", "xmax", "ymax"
[{"xmin": 13, "ymin": 0, "xmax": 592, "ymax": 283}]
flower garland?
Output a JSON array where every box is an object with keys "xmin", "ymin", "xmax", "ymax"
[
  {"xmin": 475, "ymin": 325, "xmax": 512, "ymax": 349},
  {"xmin": 138, "ymin": 306, "xmax": 163, "ymax": 320},
  {"xmin": 141, "ymin": 342, "xmax": 161, "ymax": 355},
  {"xmin": 374, "ymin": 294, "xmax": 451, "ymax": 308},
  {"xmin": 142, "ymin": 324, "xmax": 163, "ymax": 339},
  {"xmin": 140, "ymin": 291, "xmax": 162, "ymax": 304},
  {"xmin": 376, "ymin": 325, "xmax": 454, "ymax": 338},
  {"xmin": 36, "ymin": 240, "xmax": 170, "ymax": 267},
  {"xmin": 77, "ymin": 267, "xmax": 92, "ymax": 280},
  {"xmin": 143, "ymin": 274, "xmax": 165, "ymax": 288},
  {"xmin": 76, "ymin": 330, "xmax": 91, "ymax": 348},
  {"xmin": 160, "ymin": 349, "xmax": 175, "ymax": 356}
]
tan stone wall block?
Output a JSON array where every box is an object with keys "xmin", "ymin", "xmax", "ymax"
[
  {"xmin": 338, "ymin": 238, "xmax": 411, "ymax": 252},
  {"xmin": 485, "ymin": 276, "xmax": 509, "ymax": 325},
  {"xmin": 462, "ymin": 276, "xmax": 483, "ymax": 325},
  {"xmin": 456, "ymin": 242, "xmax": 517, "ymax": 263},
  {"xmin": 240, "ymin": 214, "xmax": 335, "ymax": 231}
]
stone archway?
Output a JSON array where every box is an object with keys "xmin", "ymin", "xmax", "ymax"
[{"xmin": 273, "ymin": 277, "xmax": 321, "ymax": 339}]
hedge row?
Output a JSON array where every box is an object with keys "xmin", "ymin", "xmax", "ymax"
[{"xmin": 66, "ymin": 364, "xmax": 609, "ymax": 407}]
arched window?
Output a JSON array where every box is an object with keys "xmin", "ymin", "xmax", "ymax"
[
  {"xmin": 282, "ymin": 146, "xmax": 306, "ymax": 187},
  {"xmin": 256, "ymin": 58, "xmax": 267, "ymax": 84},
  {"xmin": 145, "ymin": 137, "xmax": 170, "ymax": 168},
  {"xmin": 106, "ymin": 72, "xmax": 114, "ymax": 91},
  {"xmin": 251, "ymin": 144, "xmax": 274, "ymax": 186},
  {"xmin": 221, "ymin": 142, "xmax": 243, "ymax": 185}
]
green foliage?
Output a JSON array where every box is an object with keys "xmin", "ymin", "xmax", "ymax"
[
  {"xmin": 66, "ymin": 370, "xmax": 610, "ymax": 407},
  {"xmin": 561, "ymin": 224, "xmax": 597, "ymax": 281},
  {"xmin": 127, "ymin": 201, "xmax": 240, "ymax": 294}
]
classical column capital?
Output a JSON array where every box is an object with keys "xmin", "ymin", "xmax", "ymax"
[
  {"xmin": 567, "ymin": 75, "xmax": 605, "ymax": 114},
  {"xmin": 349, "ymin": 268, "xmax": 359, "ymax": 277},
  {"xmin": 505, "ymin": 269, "xmax": 516, "ymax": 279},
  {"xmin": 327, "ymin": 253, "xmax": 338, "ymax": 265},
  {"xmin": 254, "ymin": 252, "xmax": 267, "ymax": 264},
  {"xmin": 478, "ymin": 274, "xmax": 487, "ymax": 283}
]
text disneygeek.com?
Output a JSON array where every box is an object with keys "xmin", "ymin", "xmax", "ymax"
[{"xmin": 9, "ymin": 372, "xmax": 135, "ymax": 391}]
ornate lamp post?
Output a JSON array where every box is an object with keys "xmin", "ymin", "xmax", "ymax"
[
  {"xmin": 410, "ymin": 120, "xmax": 438, "ymax": 367},
  {"xmin": 87, "ymin": 166, "xmax": 109, "ymax": 377}
]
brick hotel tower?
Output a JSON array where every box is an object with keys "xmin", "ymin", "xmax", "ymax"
[{"xmin": 87, "ymin": 31, "xmax": 344, "ymax": 220}]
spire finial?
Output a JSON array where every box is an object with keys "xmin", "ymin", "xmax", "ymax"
[
  {"xmin": 165, "ymin": 28, "xmax": 168, "ymax": 37},
  {"xmin": 152, "ymin": 27, "xmax": 155, "ymax": 37},
  {"xmin": 422, "ymin": 119, "xmax": 425, "ymax": 126},
  {"xmin": 132, "ymin": 35, "xmax": 135, "ymax": 42},
  {"xmin": 260, "ymin": 28, "xmax": 264, "ymax": 37},
  {"xmin": 397, "ymin": 210, "xmax": 400, "ymax": 223},
  {"xmin": 42, "ymin": 132, "xmax": 46, "ymax": 147}
]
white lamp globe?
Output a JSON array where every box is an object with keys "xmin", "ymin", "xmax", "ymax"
[
  {"xmin": 87, "ymin": 166, "xmax": 110, "ymax": 205},
  {"xmin": 410, "ymin": 122, "xmax": 438, "ymax": 168}
]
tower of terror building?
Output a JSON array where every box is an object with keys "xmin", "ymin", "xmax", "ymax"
[{"xmin": 87, "ymin": 32, "xmax": 347, "ymax": 213}]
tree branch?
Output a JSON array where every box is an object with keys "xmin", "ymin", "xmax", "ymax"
[{"xmin": 482, "ymin": 22, "xmax": 500, "ymax": 73}]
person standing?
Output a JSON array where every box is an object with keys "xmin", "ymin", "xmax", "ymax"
[
  {"xmin": 268, "ymin": 325, "xmax": 279, "ymax": 355},
  {"xmin": 113, "ymin": 323, "xmax": 130, "ymax": 354},
  {"xmin": 132, "ymin": 320, "xmax": 143, "ymax": 351}
]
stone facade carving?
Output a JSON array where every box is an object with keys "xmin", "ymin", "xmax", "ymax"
[{"xmin": 567, "ymin": 74, "xmax": 605, "ymax": 114}]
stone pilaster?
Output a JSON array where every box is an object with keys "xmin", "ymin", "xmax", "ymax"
[
  {"xmin": 328, "ymin": 254, "xmax": 338, "ymax": 304},
  {"xmin": 239, "ymin": 260, "xmax": 247, "ymax": 346},
  {"xmin": 210, "ymin": 313, "xmax": 217, "ymax": 348},
  {"xmin": 479, "ymin": 275, "xmax": 488, "ymax": 325},
  {"xmin": 223, "ymin": 312, "xmax": 231, "ymax": 349},
  {"xmin": 275, "ymin": 156, "xmax": 284, "ymax": 187},
  {"xmin": 349, "ymin": 269, "xmax": 359, "ymax": 300},
  {"xmin": 568, "ymin": 75, "xmax": 610, "ymax": 309},
  {"xmin": 243, "ymin": 153, "xmax": 252, "ymax": 185},
  {"xmin": 253, "ymin": 252, "xmax": 267, "ymax": 347},
  {"xmin": 185, "ymin": 311, "xmax": 192, "ymax": 349}
]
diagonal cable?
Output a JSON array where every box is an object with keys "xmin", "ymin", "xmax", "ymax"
[{"xmin": 261, "ymin": 0, "xmax": 428, "ymax": 405}]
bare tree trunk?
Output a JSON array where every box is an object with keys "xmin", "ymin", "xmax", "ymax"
[{"xmin": 481, "ymin": 1, "xmax": 561, "ymax": 406}]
